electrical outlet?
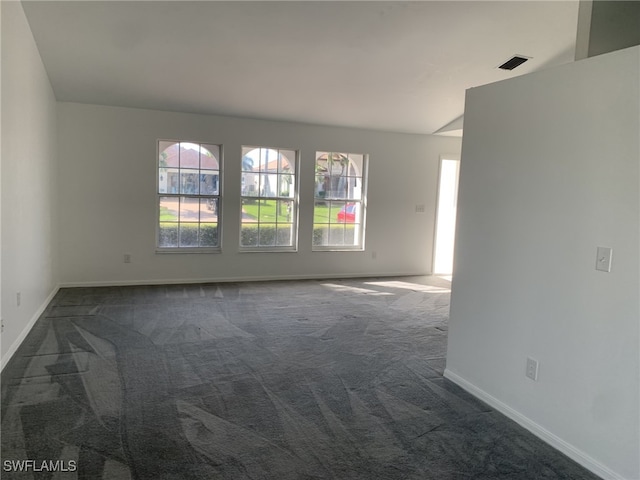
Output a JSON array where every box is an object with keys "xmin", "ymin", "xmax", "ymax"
[
  {"xmin": 124, "ymin": 254, "xmax": 132, "ymax": 264},
  {"xmin": 16, "ymin": 292, "xmax": 21, "ymax": 307},
  {"xmin": 1, "ymin": 319, "xmax": 4, "ymax": 333},
  {"xmin": 526, "ymin": 357, "xmax": 539, "ymax": 381},
  {"xmin": 371, "ymin": 251, "xmax": 377, "ymax": 260}
]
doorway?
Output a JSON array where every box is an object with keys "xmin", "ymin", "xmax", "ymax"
[{"xmin": 433, "ymin": 157, "xmax": 460, "ymax": 275}]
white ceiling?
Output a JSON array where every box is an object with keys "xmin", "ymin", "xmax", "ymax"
[{"xmin": 22, "ymin": 1, "xmax": 580, "ymax": 135}]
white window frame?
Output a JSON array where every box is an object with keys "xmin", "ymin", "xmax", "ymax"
[
  {"xmin": 312, "ymin": 151, "xmax": 368, "ymax": 251},
  {"xmin": 156, "ymin": 140, "xmax": 223, "ymax": 253},
  {"xmin": 239, "ymin": 146, "xmax": 299, "ymax": 252}
]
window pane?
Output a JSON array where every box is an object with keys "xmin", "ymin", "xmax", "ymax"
[
  {"xmin": 278, "ymin": 174, "xmax": 294, "ymax": 198},
  {"xmin": 242, "ymin": 173, "xmax": 258, "ymax": 196},
  {"xmin": 276, "ymin": 224, "xmax": 293, "ymax": 246},
  {"xmin": 242, "ymin": 199, "xmax": 258, "ymax": 222},
  {"xmin": 160, "ymin": 197, "xmax": 178, "ymax": 222},
  {"xmin": 242, "ymin": 148, "xmax": 256, "ymax": 172},
  {"xmin": 329, "ymin": 176, "xmax": 349, "ymax": 200},
  {"xmin": 279, "ymin": 150, "xmax": 296, "ymax": 174},
  {"xmin": 279, "ymin": 200, "xmax": 294, "ymax": 222},
  {"xmin": 159, "ymin": 168, "xmax": 179, "ymax": 194},
  {"xmin": 179, "ymin": 224, "xmax": 199, "ymax": 247},
  {"xmin": 329, "ymin": 202, "xmax": 346, "ymax": 223},
  {"xmin": 345, "ymin": 176, "xmax": 362, "ymax": 200},
  {"xmin": 201, "ymin": 144, "xmax": 219, "ymax": 170},
  {"xmin": 159, "ymin": 223, "xmax": 178, "ymax": 247},
  {"xmin": 258, "ymin": 148, "xmax": 279, "ymax": 173},
  {"xmin": 199, "ymin": 172, "xmax": 219, "ymax": 195},
  {"xmin": 258, "ymin": 200, "xmax": 277, "ymax": 222},
  {"xmin": 199, "ymin": 223, "xmax": 218, "ymax": 247},
  {"xmin": 180, "ymin": 170, "xmax": 199, "ymax": 194},
  {"xmin": 258, "ymin": 174, "xmax": 277, "ymax": 197},
  {"xmin": 241, "ymin": 226, "xmax": 258, "ymax": 246},
  {"xmin": 315, "ymin": 174, "xmax": 327, "ymax": 200},
  {"xmin": 313, "ymin": 225, "xmax": 328, "ymax": 246},
  {"xmin": 329, "ymin": 225, "xmax": 346, "ymax": 246},
  {"xmin": 180, "ymin": 197, "xmax": 200, "ymax": 222},
  {"xmin": 160, "ymin": 142, "xmax": 179, "ymax": 168},
  {"xmin": 313, "ymin": 203, "xmax": 330, "ymax": 224},
  {"xmin": 258, "ymin": 224, "xmax": 277, "ymax": 246},
  {"xmin": 200, "ymin": 198, "xmax": 217, "ymax": 222},
  {"xmin": 335, "ymin": 202, "xmax": 360, "ymax": 223},
  {"xmin": 256, "ymin": 174, "xmax": 263, "ymax": 197},
  {"xmin": 179, "ymin": 143, "xmax": 200, "ymax": 169},
  {"xmin": 348, "ymin": 153, "xmax": 364, "ymax": 170}
]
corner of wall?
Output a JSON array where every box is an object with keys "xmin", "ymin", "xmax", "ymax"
[
  {"xmin": 443, "ymin": 369, "xmax": 628, "ymax": 480},
  {"xmin": 0, "ymin": 0, "xmax": 60, "ymax": 370},
  {"xmin": 1, "ymin": 285, "xmax": 59, "ymax": 371}
]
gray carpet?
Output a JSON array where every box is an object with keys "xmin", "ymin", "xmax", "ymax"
[{"xmin": 1, "ymin": 276, "xmax": 599, "ymax": 479}]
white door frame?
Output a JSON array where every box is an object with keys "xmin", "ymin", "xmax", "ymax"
[{"xmin": 433, "ymin": 155, "xmax": 460, "ymax": 275}]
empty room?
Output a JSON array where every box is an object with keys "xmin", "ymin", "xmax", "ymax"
[{"xmin": 2, "ymin": 1, "xmax": 639, "ymax": 479}]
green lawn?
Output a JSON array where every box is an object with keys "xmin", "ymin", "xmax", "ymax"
[
  {"xmin": 160, "ymin": 206, "xmax": 177, "ymax": 222},
  {"xmin": 159, "ymin": 202, "xmax": 356, "ymax": 248},
  {"xmin": 242, "ymin": 200, "xmax": 291, "ymax": 222},
  {"xmin": 313, "ymin": 204, "xmax": 331, "ymax": 223},
  {"xmin": 242, "ymin": 200, "xmax": 339, "ymax": 223},
  {"xmin": 161, "ymin": 201, "xmax": 345, "ymax": 224}
]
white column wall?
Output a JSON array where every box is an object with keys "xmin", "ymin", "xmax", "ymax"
[
  {"xmin": 1, "ymin": 2, "xmax": 59, "ymax": 368},
  {"xmin": 446, "ymin": 46, "xmax": 640, "ymax": 480}
]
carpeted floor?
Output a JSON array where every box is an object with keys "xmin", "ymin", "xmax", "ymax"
[{"xmin": 1, "ymin": 276, "xmax": 599, "ymax": 479}]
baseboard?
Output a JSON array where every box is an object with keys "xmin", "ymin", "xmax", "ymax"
[
  {"xmin": 58, "ymin": 271, "xmax": 430, "ymax": 288},
  {"xmin": 1, "ymin": 285, "xmax": 60, "ymax": 372},
  {"xmin": 443, "ymin": 368, "xmax": 625, "ymax": 480}
]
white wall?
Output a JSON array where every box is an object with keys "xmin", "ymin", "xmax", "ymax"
[
  {"xmin": 57, "ymin": 103, "xmax": 461, "ymax": 285},
  {"xmin": 1, "ymin": 1, "xmax": 59, "ymax": 368},
  {"xmin": 446, "ymin": 46, "xmax": 640, "ymax": 480}
]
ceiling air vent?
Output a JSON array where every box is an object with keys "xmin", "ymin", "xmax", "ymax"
[{"xmin": 498, "ymin": 55, "xmax": 530, "ymax": 70}]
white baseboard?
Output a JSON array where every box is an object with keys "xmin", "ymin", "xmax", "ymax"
[
  {"xmin": 1, "ymin": 285, "xmax": 60, "ymax": 372},
  {"xmin": 443, "ymin": 368, "xmax": 625, "ymax": 480},
  {"xmin": 58, "ymin": 271, "xmax": 429, "ymax": 288}
]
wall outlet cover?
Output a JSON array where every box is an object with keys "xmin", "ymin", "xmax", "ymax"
[
  {"xmin": 526, "ymin": 357, "xmax": 539, "ymax": 381},
  {"xmin": 595, "ymin": 246, "xmax": 612, "ymax": 272}
]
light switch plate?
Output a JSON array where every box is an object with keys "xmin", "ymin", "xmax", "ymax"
[{"xmin": 596, "ymin": 246, "xmax": 612, "ymax": 272}]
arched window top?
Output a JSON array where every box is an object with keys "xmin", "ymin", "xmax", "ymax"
[
  {"xmin": 242, "ymin": 146, "xmax": 296, "ymax": 174},
  {"xmin": 315, "ymin": 152, "xmax": 364, "ymax": 177},
  {"xmin": 159, "ymin": 141, "xmax": 220, "ymax": 170}
]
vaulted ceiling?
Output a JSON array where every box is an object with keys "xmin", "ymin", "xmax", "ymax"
[{"xmin": 22, "ymin": 1, "xmax": 579, "ymax": 135}]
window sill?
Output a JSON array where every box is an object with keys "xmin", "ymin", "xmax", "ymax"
[
  {"xmin": 312, "ymin": 247, "xmax": 365, "ymax": 252},
  {"xmin": 238, "ymin": 247, "xmax": 298, "ymax": 253},
  {"xmin": 156, "ymin": 247, "xmax": 221, "ymax": 254}
]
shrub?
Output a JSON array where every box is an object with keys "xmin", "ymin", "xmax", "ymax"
[
  {"xmin": 312, "ymin": 225, "xmax": 356, "ymax": 246},
  {"xmin": 241, "ymin": 226, "xmax": 292, "ymax": 247},
  {"xmin": 199, "ymin": 225, "xmax": 218, "ymax": 247},
  {"xmin": 159, "ymin": 223, "xmax": 218, "ymax": 248}
]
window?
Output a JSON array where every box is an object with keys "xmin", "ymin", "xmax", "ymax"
[
  {"xmin": 313, "ymin": 151, "xmax": 367, "ymax": 250},
  {"xmin": 157, "ymin": 141, "xmax": 221, "ymax": 250},
  {"xmin": 240, "ymin": 146, "xmax": 298, "ymax": 250}
]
